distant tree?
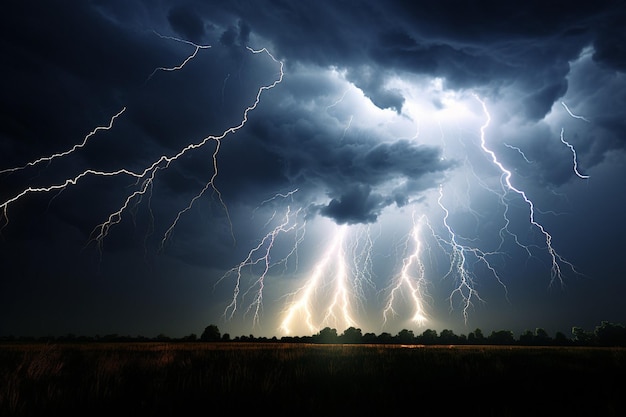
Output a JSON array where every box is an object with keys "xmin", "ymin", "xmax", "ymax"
[
  {"xmin": 314, "ymin": 327, "xmax": 339, "ymax": 343},
  {"xmin": 222, "ymin": 333, "xmax": 231, "ymax": 342},
  {"xmin": 362, "ymin": 332, "xmax": 378, "ymax": 344},
  {"xmin": 488, "ymin": 330, "xmax": 515, "ymax": 345},
  {"xmin": 572, "ymin": 327, "xmax": 595, "ymax": 345},
  {"xmin": 594, "ymin": 321, "xmax": 626, "ymax": 346},
  {"xmin": 439, "ymin": 329, "xmax": 459, "ymax": 344},
  {"xmin": 554, "ymin": 331, "xmax": 570, "ymax": 346},
  {"xmin": 467, "ymin": 328, "xmax": 485, "ymax": 345},
  {"xmin": 474, "ymin": 328, "xmax": 485, "ymax": 342},
  {"xmin": 396, "ymin": 329, "xmax": 415, "ymax": 344},
  {"xmin": 534, "ymin": 328, "xmax": 551, "ymax": 345},
  {"xmin": 377, "ymin": 332, "xmax": 393, "ymax": 344},
  {"xmin": 154, "ymin": 333, "xmax": 171, "ymax": 342},
  {"xmin": 519, "ymin": 330, "xmax": 534, "ymax": 345},
  {"xmin": 420, "ymin": 329, "xmax": 438, "ymax": 344},
  {"xmin": 200, "ymin": 325, "xmax": 221, "ymax": 342},
  {"xmin": 340, "ymin": 327, "xmax": 363, "ymax": 344},
  {"xmin": 181, "ymin": 333, "xmax": 197, "ymax": 342}
]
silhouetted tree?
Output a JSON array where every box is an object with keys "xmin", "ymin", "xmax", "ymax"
[
  {"xmin": 200, "ymin": 324, "xmax": 221, "ymax": 341},
  {"xmin": 439, "ymin": 329, "xmax": 459, "ymax": 344},
  {"xmin": 594, "ymin": 321, "xmax": 626, "ymax": 346},
  {"xmin": 154, "ymin": 333, "xmax": 171, "ymax": 342},
  {"xmin": 397, "ymin": 329, "xmax": 415, "ymax": 344},
  {"xmin": 340, "ymin": 327, "xmax": 363, "ymax": 343},
  {"xmin": 519, "ymin": 330, "xmax": 534, "ymax": 345},
  {"xmin": 181, "ymin": 333, "xmax": 197, "ymax": 342},
  {"xmin": 362, "ymin": 332, "xmax": 378, "ymax": 344},
  {"xmin": 420, "ymin": 329, "xmax": 438, "ymax": 344},
  {"xmin": 488, "ymin": 330, "xmax": 515, "ymax": 345},
  {"xmin": 377, "ymin": 332, "xmax": 393, "ymax": 344},
  {"xmin": 534, "ymin": 328, "xmax": 551, "ymax": 345},
  {"xmin": 222, "ymin": 333, "xmax": 231, "ymax": 341},
  {"xmin": 554, "ymin": 331, "xmax": 570, "ymax": 346},
  {"xmin": 314, "ymin": 327, "xmax": 338, "ymax": 343},
  {"xmin": 467, "ymin": 328, "xmax": 485, "ymax": 344},
  {"xmin": 572, "ymin": 326, "xmax": 595, "ymax": 345}
]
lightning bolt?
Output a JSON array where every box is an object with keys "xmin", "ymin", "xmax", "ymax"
[
  {"xmin": 339, "ymin": 115, "xmax": 353, "ymax": 141},
  {"xmin": 0, "ymin": 107, "xmax": 126, "ymax": 176},
  {"xmin": 559, "ymin": 128, "xmax": 590, "ymax": 179},
  {"xmin": 561, "ymin": 101, "xmax": 591, "ymax": 123},
  {"xmin": 218, "ymin": 203, "xmax": 305, "ymax": 327},
  {"xmin": 383, "ymin": 212, "xmax": 429, "ymax": 327},
  {"xmin": 92, "ymin": 46, "xmax": 284, "ymax": 253},
  {"xmin": 350, "ymin": 224, "xmax": 377, "ymax": 305},
  {"xmin": 325, "ymin": 86, "xmax": 351, "ymax": 113},
  {"xmin": 0, "ymin": 36, "xmax": 285, "ymax": 260},
  {"xmin": 279, "ymin": 224, "xmax": 358, "ymax": 335},
  {"xmin": 474, "ymin": 95, "xmax": 579, "ymax": 287},
  {"xmin": 146, "ymin": 31, "xmax": 211, "ymax": 82},
  {"xmin": 503, "ymin": 143, "xmax": 533, "ymax": 164},
  {"xmin": 428, "ymin": 185, "xmax": 507, "ymax": 323}
]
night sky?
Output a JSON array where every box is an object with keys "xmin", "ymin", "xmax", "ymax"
[{"xmin": 1, "ymin": 1, "xmax": 625, "ymax": 339}]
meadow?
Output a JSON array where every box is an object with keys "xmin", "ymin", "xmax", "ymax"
[{"xmin": 1, "ymin": 342, "xmax": 624, "ymax": 416}]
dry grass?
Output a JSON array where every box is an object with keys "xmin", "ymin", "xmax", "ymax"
[{"xmin": 0, "ymin": 342, "xmax": 624, "ymax": 416}]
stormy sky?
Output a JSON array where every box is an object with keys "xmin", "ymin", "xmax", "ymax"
[{"xmin": 1, "ymin": 1, "xmax": 625, "ymax": 339}]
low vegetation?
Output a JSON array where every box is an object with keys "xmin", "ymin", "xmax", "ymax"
[
  {"xmin": 1, "ymin": 320, "xmax": 624, "ymax": 415},
  {"xmin": 1, "ymin": 342, "xmax": 624, "ymax": 416}
]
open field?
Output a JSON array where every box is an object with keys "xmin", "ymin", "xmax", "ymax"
[{"xmin": 1, "ymin": 342, "xmax": 624, "ymax": 416}]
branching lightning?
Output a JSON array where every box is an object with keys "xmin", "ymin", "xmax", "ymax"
[
  {"xmin": 146, "ymin": 31, "xmax": 211, "ymax": 82},
  {"xmin": 474, "ymin": 95, "xmax": 579, "ymax": 287},
  {"xmin": 278, "ymin": 224, "xmax": 359, "ymax": 335},
  {"xmin": 0, "ymin": 107, "xmax": 127, "ymax": 176},
  {"xmin": 383, "ymin": 213, "xmax": 428, "ymax": 326},
  {"xmin": 218, "ymin": 204, "xmax": 305, "ymax": 327},
  {"xmin": 1, "ymin": 17, "xmax": 594, "ymax": 338},
  {"xmin": 0, "ymin": 36, "xmax": 285, "ymax": 258},
  {"xmin": 428, "ymin": 185, "xmax": 507, "ymax": 323}
]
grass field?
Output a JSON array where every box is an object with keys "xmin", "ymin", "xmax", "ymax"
[{"xmin": 1, "ymin": 342, "xmax": 624, "ymax": 416}]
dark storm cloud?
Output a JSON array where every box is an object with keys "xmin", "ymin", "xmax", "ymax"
[
  {"xmin": 345, "ymin": 66, "xmax": 405, "ymax": 113},
  {"xmin": 222, "ymin": 20, "xmax": 252, "ymax": 47},
  {"xmin": 172, "ymin": 0, "xmax": 625, "ymax": 121},
  {"xmin": 167, "ymin": 5, "xmax": 206, "ymax": 42},
  {"xmin": 319, "ymin": 184, "xmax": 388, "ymax": 224},
  {"xmin": 232, "ymin": 75, "xmax": 456, "ymax": 225},
  {"xmin": 2, "ymin": 0, "xmax": 623, "ymax": 240}
]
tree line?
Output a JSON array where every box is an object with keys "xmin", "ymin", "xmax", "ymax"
[
  {"xmin": 6, "ymin": 320, "xmax": 623, "ymax": 346},
  {"xmin": 197, "ymin": 320, "xmax": 626, "ymax": 346}
]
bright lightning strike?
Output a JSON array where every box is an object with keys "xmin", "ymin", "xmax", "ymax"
[
  {"xmin": 146, "ymin": 31, "xmax": 211, "ymax": 82},
  {"xmin": 559, "ymin": 128, "xmax": 590, "ymax": 179},
  {"xmin": 0, "ymin": 107, "xmax": 126, "ymax": 176},
  {"xmin": 0, "ymin": 36, "xmax": 285, "ymax": 259},
  {"xmin": 218, "ymin": 204, "xmax": 305, "ymax": 327},
  {"xmin": 383, "ymin": 213, "xmax": 428, "ymax": 326},
  {"xmin": 474, "ymin": 95, "xmax": 579, "ymax": 287},
  {"xmin": 427, "ymin": 185, "xmax": 508, "ymax": 323},
  {"xmin": 279, "ymin": 224, "xmax": 359, "ymax": 335},
  {"xmin": 561, "ymin": 101, "xmax": 591, "ymax": 123}
]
